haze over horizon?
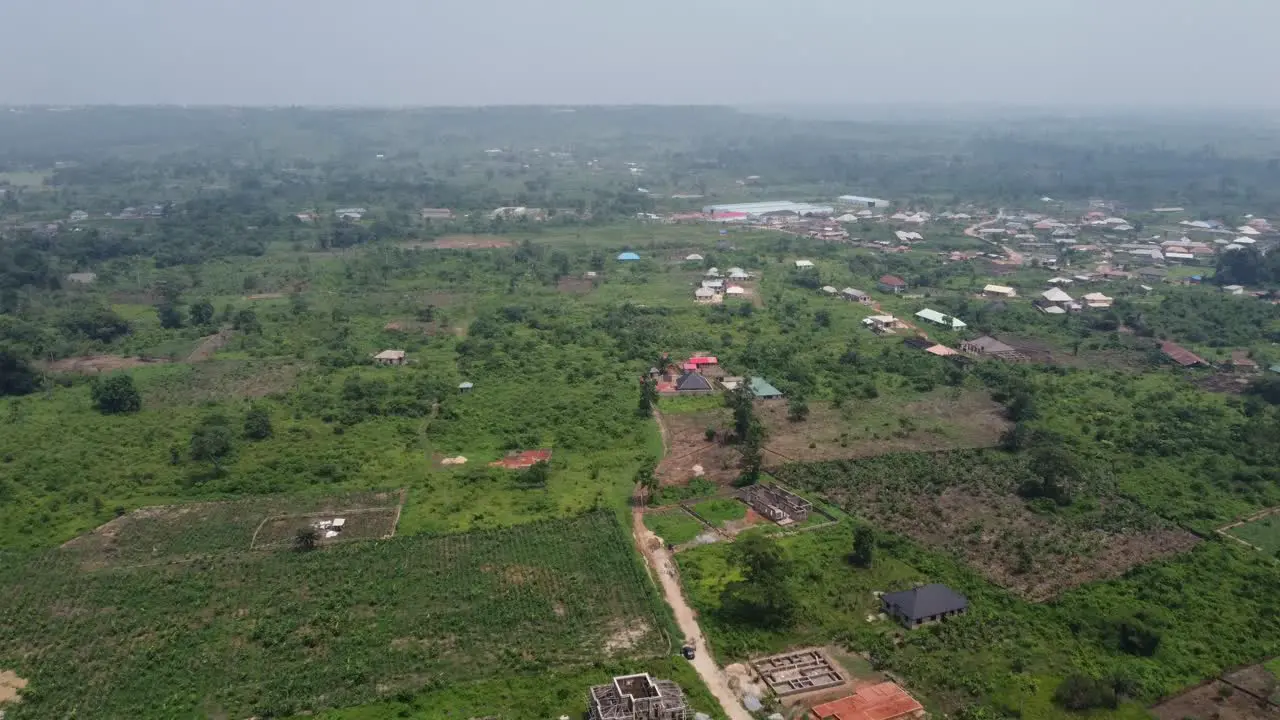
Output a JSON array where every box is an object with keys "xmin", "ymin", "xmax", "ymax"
[{"xmin": 2, "ymin": 0, "xmax": 1278, "ymax": 108}]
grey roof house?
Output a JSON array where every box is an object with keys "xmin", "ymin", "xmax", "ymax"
[
  {"xmin": 881, "ymin": 584, "xmax": 968, "ymax": 628},
  {"xmin": 675, "ymin": 372, "xmax": 714, "ymax": 394}
]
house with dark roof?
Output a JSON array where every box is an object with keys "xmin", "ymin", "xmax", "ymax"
[
  {"xmin": 881, "ymin": 584, "xmax": 968, "ymax": 628},
  {"xmin": 675, "ymin": 372, "xmax": 714, "ymax": 394},
  {"xmin": 877, "ymin": 275, "xmax": 908, "ymax": 294}
]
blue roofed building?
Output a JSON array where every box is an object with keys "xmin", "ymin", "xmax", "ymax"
[{"xmin": 617, "ymin": 251, "xmax": 640, "ymax": 261}]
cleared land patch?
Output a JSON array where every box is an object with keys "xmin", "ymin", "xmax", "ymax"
[
  {"xmin": 760, "ymin": 391, "xmax": 1009, "ymax": 465},
  {"xmin": 1152, "ymin": 679, "xmax": 1277, "ymax": 720},
  {"xmin": 44, "ymin": 355, "xmax": 169, "ymax": 374},
  {"xmin": 3, "ymin": 511, "xmax": 665, "ymax": 719},
  {"xmin": 1222, "ymin": 509, "xmax": 1280, "ymax": 555},
  {"xmin": 430, "ymin": 235, "xmax": 514, "ymax": 249},
  {"xmin": 776, "ymin": 450, "xmax": 1200, "ymax": 601},
  {"xmin": 655, "ymin": 408, "xmax": 741, "ymax": 487},
  {"xmin": 140, "ymin": 358, "xmax": 303, "ymax": 406},
  {"xmin": 61, "ymin": 490, "xmax": 403, "ymax": 568}
]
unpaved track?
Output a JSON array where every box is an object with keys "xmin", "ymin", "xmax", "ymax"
[{"xmin": 632, "ymin": 508, "xmax": 753, "ymax": 720}]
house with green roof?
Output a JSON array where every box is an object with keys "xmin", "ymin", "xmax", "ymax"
[{"xmin": 749, "ymin": 377, "xmax": 783, "ymax": 400}]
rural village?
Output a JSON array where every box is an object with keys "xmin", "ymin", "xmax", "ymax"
[{"xmin": 3, "ymin": 104, "xmax": 1280, "ymax": 720}]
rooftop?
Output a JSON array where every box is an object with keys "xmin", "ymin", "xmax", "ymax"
[
  {"xmin": 750, "ymin": 377, "xmax": 783, "ymax": 397},
  {"xmin": 810, "ymin": 682, "xmax": 924, "ymax": 720},
  {"xmin": 882, "ymin": 583, "xmax": 969, "ymax": 622}
]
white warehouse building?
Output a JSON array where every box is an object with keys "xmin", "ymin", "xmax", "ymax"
[
  {"xmin": 838, "ymin": 195, "xmax": 892, "ymax": 208},
  {"xmin": 701, "ymin": 200, "xmax": 834, "ymax": 218}
]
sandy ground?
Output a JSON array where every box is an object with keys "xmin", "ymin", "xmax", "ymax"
[
  {"xmin": 632, "ymin": 508, "xmax": 752, "ymax": 720},
  {"xmin": 0, "ymin": 670, "xmax": 28, "ymax": 704}
]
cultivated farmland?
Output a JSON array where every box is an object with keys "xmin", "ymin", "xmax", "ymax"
[
  {"xmin": 775, "ymin": 450, "xmax": 1200, "ymax": 600},
  {"xmin": 0, "ymin": 511, "xmax": 667, "ymax": 719}
]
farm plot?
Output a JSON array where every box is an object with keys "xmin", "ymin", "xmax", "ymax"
[
  {"xmin": 1152, "ymin": 679, "xmax": 1277, "ymax": 720},
  {"xmin": 139, "ymin": 358, "xmax": 303, "ymax": 406},
  {"xmin": 655, "ymin": 408, "xmax": 742, "ymax": 487},
  {"xmin": 776, "ymin": 450, "xmax": 1199, "ymax": 601},
  {"xmin": 759, "ymin": 391, "xmax": 1009, "ymax": 465},
  {"xmin": 430, "ymin": 234, "xmax": 514, "ymax": 249},
  {"xmin": 1222, "ymin": 510, "xmax": 1280, "ymax": 555},
  {"xmin": 61, "ymin": 490, "xmax": 403, "ymax": 568},
  {"xmin": 0, "ymin": 512, "xmax": 666, "ymax": 720}
]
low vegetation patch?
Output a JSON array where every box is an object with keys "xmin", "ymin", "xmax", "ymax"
[
  {"xmin": 775, "ymin": 450, "xmax": 1199, "ymax": 600},
  {"xmin": 643, "ymin": 508, "xmax": 708, "ymax": 546}
]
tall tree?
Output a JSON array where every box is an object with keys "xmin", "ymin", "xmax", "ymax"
[
  {"xmin": 637, "ymin": 377, "xmax": 658, "ymax": 416},
  {"xmin": 0, "ymin": 347, "xmax": 38, "ymax": 397},
  {"xmin": 720, "ymin": 534, "xmax": 797, "ymax": 627},
  {"xmin": 90, "ymin": 374, "xmax": 141, "ymax": 414},
  {"xmin": 851, "ymin": 526, "xmax": 876, "ymax": 567},
  {"xmin": 189, "ymin": 299, "xmax": 215, "ymax": 326}
]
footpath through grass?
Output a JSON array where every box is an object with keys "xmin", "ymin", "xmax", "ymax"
[{"xmin": 1226, "ymin": 513, "xmax": 1280, "ymax": 555}]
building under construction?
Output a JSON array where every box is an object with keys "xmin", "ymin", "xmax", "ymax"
[
  {"xmin": 588, "ymin": 674, "xmax": 693, "ymax": 720},
  {"xmin": 752, "ymin": 648, "xmax": 845, "ymax": 696},
  {"xmin": 742, "ymin": 483, "xmax": 812, "ymax": 525}
]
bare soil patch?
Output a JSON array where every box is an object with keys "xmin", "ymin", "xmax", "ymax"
[
  {"xmin": 604, "ymin": 619, "xmax": 655, "ymax": 656},
  {"xmin": 244, "ymin": 293, "xmax": 285, "ymax": 300},
  {"xmin": 821, "ymin": 481, "xmax": 1199, "ymax": 601},
  {"xmin": 45, "ymin": 355, "xmax": 169, "ymax": 374},
  {"xmin": 186, "ymin": 328, "xmax": 234, "ymax": 362},
  {"xmin": 429, "ymin": 234, "xmax": 513, "ymax": 249},
  {"xmin": 556, "ymin": 276, "xmax": 595, "ymax": 294},
  {"xmin": 655, "ymin": 409, "xmax": 742, "ymax": 486},
  {"xmin": 1153, "ymin": 679, "xmax": 1278, "ymax": 720},
  {"xmin": 760, "ymin": 392, "xmax": 1009, "ymax": 465},
  {"xmin": 1224, "ymin": 665, "xmax": 1280, "ymax": 704},
  {"xmin": 0, "ymin": 670, "xmax": 28, "ymax": 705}
]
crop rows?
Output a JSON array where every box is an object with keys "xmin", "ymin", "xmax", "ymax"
[{"xmin": 0, "ymin": 511, "xmax": 664, "ymax": 719}]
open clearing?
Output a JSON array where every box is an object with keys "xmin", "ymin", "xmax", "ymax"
[
  {"xmin": 140, "ymin": 359, "xmax": 303, "ymax": 406},
  {"xmin": 760, "ymin": 391, "xmax": 1009, "ymax": 465},
  {"xmin": 4, "ymin": 511, "xmax": 665, "ymax": 719},
  {"xmin": 643, "ymin": 508, "xmax": 710, "ymax": 546},
  {"xmin": 1222, "ymin": 510, "xmax": 1280, "ymax": 555},
  {"xmin": 430, "ymin": 234, "xmax": 514, "ymax": 249},
  {"xmin": 61, "ymin": 490, "xmax": 403, "ymax": 568},
  {"xmin": 777, "ymin": 450, "xmax": 1200, "ymax": 601},
  {"xmin": 1152, "ymin": 678, "xmax": 1278, "ymax": 720},
  {"xmin": 44, "ymin": 355, "xmax": 170, "ymax": 374},
  {"xmin": 0, "ymin": 670, "xmax": 28, "ymax": 704},
  {"xmin": 655, "ymin": 408, "xmax": 742, "ymax": 487}
]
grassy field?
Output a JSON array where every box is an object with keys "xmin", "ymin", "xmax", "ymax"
[
  {"xmin": 1226, "ymin": 512, "xmax": 1280, "ymax": 555},
  {"xmin": 0, "ymin": 169, "xmax": 52, "ymax": 188},
  {"xmin": 644, "ymin": 508, "xmax": 708, "ymax": 545},
  {"xmin": 690, "ymin": 498, "xmax": 746, "ymax": 527},
  {"xmin": 0, "ymin": 511, "xmax": 669, "ymax": 719}
]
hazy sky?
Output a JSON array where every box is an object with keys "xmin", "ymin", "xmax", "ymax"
[{"xmin": 3, "ymin": 0, "xmax": 1278, "ymax": 106}]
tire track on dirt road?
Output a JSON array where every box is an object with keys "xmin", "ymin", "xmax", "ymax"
[{"xmin": 635, "ymin": 409, "xmax": 752, "ymax": 720}]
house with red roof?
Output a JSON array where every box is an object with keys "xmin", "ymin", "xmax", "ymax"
[
  {"xmin": 810, "ymin": 682, "xmax": 925, "ymax": 720},
  {"xmin": 877, "ymin": 275, "xmax": 908, "ymax": 294}
]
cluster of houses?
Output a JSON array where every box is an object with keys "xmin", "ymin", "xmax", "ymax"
[
  {"xmin": 650, "ymin": 356, "xmax": 783, "ymax": 400},
  {"xmin": 693, "ymin": 265, "xmax": 751, "ymax": 303}
]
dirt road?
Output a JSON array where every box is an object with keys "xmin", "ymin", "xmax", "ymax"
[
  {"xmin": 964, "ymin": 217, "xmax": 1025, "ymax": 266},
  {"xmin": 632, "ymin": 508, "xmax": 754, "ymax": 720}
]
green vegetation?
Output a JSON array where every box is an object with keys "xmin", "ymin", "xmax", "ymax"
[
  {"xmin": 6, "ymin": 106, "xmax": 1280, "ymax": 720},
  {"xmin": 1226, "ymin": 513, "xmax": 1280, "ymax": 555},
  {"xmin": 644, "ymin": 509, "xmax": 708, "ymax": 545},
  {"xmin": 691, "ymin": 498, "xmax": 747, "ymax": 527},
  {"xmin": 0, "ymin": 512, "xmax": 668, "ymax": 719},
  {"xmin": 679, "ymin": 522, "xmax": 1280, "ymax": 717}
]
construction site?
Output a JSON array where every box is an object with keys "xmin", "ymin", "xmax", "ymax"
[
  {"xmin": 741, "ymin": 483, "xmax": 812, "ymax": 525},
  {"xmin": 587, "ymin": 674, "xmax": 693, "ymax": 720},
  {"xmin": 752, "ymin": 648, "xmax": 846, "ymax": 697}
]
